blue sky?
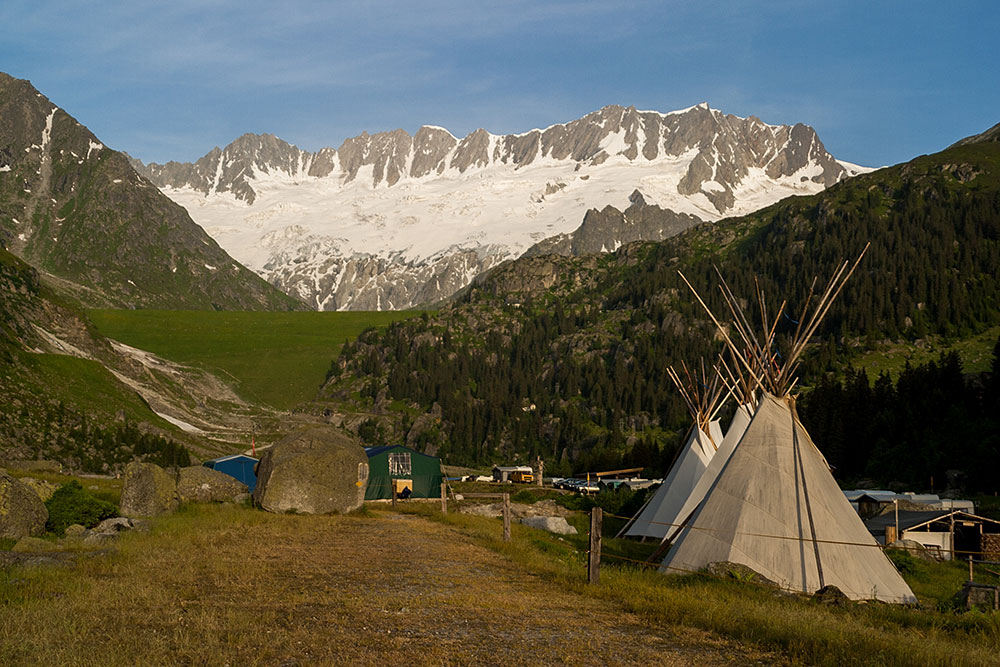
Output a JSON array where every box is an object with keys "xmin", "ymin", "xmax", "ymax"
[{"xmin": 2, "ymin": 1, "xmax": 996, "ymax": 167}]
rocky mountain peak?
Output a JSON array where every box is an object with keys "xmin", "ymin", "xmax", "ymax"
[
  {"xmin": 127, "ymin": 102, "xmax": 864, "ymax": 311},
  {"xmin": 133, "ymin": 103, "xmax": 852, "ymax": 214},
  {"xmin": 0, "ymin": 72, "xmax": 304, "ymax": 310}
]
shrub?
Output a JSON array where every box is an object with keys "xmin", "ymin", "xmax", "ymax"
[{"xmin": 44, "ymin": 481, "xmax": 117, "ymax": 535}]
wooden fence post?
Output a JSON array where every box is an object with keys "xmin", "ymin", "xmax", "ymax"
[
  {"xmin": 503, "ymin": 493, "xmax": 511, "ymax": 542},
  {"xmin": 588, "ymin": 507, "xmax": 602, "ymax": 584},
  {"xmin": 441, "ymin": 481, "xmax": 448, "ymax": 514},
  {"xmin": 391, "ymin": 483, "xmax": 397, "ymax": 508}
]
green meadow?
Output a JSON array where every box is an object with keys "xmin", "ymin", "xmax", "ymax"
[{"xmin": 86, "ymin": 310, "xmax": 422, "ymax": 410}]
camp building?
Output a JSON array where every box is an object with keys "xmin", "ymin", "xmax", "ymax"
[
  {"xmin": 865, "ymin": 510, "xmax": 1000, "ymax": 560},
  {"xmin": 203, "ymin": 454, "xmax": 259, "ymax": 492},
  {"xmin": 364, "ymin": 445, "xmax": 442, "ymax": 500}
]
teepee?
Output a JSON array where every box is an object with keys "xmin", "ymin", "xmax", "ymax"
[
  {"xmin": 621, "ymin": 360, "xmax": 727, "ymax": 540},
  {"xmin": 661, "ymin": 248, "xmax": 917, "ymax": 603}
]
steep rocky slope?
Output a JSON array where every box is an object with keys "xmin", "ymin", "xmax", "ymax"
[
  {"xmin": 134, "ymin": 104, "xmax": 865, "ymax": 310},
  {"xmin": 0, "ymin": 73, "xmax": 304, "ymax": 310}
]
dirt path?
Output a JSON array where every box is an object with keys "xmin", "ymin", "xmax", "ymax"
[{"xmin": 1, "ymin": 509, "xmax": 778, "ymax": 665}]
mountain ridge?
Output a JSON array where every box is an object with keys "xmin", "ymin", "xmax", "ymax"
[{"xmin": 132, "ymin": 104, "xmax": 864, "ymax": 311}]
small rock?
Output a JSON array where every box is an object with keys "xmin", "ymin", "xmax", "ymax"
[
  {"xmin": 519, "ymin": 516, "xmax": 577, "ymax": 535},
  {"xmin": 63, "ymin": 524, "xmax": 89, "ymax": 538},
  {"xmin": 93, "ymin": 517, "xmax": 148, "ymax": 534},
  {"xmin": 814, "ymin": 584, "xmax": 850, "ymax": 605}
]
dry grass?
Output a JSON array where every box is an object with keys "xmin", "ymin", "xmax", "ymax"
[
  {"xmin": 395, "ymin": 504, "xmax": 1000, "ymax": 667},
  {"xmin": 0, "ymin": 504, "xmax": 770, "ymax": 666}
]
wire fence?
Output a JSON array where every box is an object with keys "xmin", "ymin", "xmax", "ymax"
[{"xmin": 601, "ymin": 510, "xmax": 996, "ymax": 559}]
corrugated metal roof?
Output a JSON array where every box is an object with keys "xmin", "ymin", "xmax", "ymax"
[{"xmin": 865, "ymin": 510, "xmax": 950, "ymax": 534}]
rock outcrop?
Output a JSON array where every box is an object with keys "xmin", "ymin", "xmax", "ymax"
[
  {"xmin": 0, "ymin": 471, "xmax": 48, "ymax": 538},
  {"xmin": 522, "ymin": 190, "xmax": 702, "ymax": 258},
  {"xmin": 176, "ymin": 466, "xmax": 249, "ymax": 503},
  {"xmin": 118, "ymin": 462, "xmax": 178, "ymax": 517},
  {"xmin": 252, "ymin": 427, "xmax": 368, "ymax": 514}
]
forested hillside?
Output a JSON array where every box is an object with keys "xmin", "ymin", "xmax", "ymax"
[{"xmin": 319, "ymin": 135, "xmax": 1000, "ymax": 492}]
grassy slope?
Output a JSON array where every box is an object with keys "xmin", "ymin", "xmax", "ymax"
[
  {"xmin": 86, "ymin": 310, "xmax": 422, "ymax": 410},
  {"xmin": 15, "ymin": 353, "xmax": 173, "ymax": 428},
  {"xmin": 852, "ymin": 325, "xmax": 1000, "ymax": 379}
]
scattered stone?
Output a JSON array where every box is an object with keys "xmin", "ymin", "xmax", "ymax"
[
  {"xmin": 253, "ymin": 427, "xmax": 368, "ymax": 514},
  {"xmin": 119, "ymin": 462, "xmax": 178, "ymax": 517},
  {"xmin": 176, "ymin": 466, "xmax": 248, "ymax": 503},
  {"xmin": 814, "ymin": 584, "xmax": 850, "ymax": 606},
  {"xmin": 18, "ymin": 477, "xmax": 58, "ymax": 502},
  {"xmin": 706, "ymin": 561, "xmax": 779, "ymax": 588},
  {"xmin": 12, "ymin": 536, "xmax": 60, "ymax": 553},
  {"xmin": 93, "ymin": 517, "xmax": 149, "ymax": 534},
  {"xmin": 519, "ymin": 516, "xmax": 577, "ymax": 535},
  {"xmin": 0, "ymin": 471, "xmax": 48, "ymax": 539},
  {"xmin": 957, "ymin": 582, "xmax": 1000, "ymax": 612},
  {"xmin": 457, "ymin": 500, "xmax": 574, "ymax": 520},
  {"xmin": 63, "ymin": 524, "xmax": 89, "ymax": 538}
]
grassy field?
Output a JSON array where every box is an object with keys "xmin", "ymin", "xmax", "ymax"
[
  {"xmin": 86, "ymin": 310, "xmax": 421, "ymax": 410},
  {"xmin": 0, "ymin": 504, "xmax": 769, "ymax": 666},
  {"xmin": 3, "ymin": 490, "xmax": 999, "ymax": 665}
]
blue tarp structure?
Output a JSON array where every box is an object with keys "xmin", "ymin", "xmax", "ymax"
[{"xmin": 203, "ymin": 454, "xmax": 259, "ymax": 492}]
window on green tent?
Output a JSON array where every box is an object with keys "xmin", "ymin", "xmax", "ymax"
[{"xmin": 389, "ymin": 452, "xmax": 411, "ymax": 476}]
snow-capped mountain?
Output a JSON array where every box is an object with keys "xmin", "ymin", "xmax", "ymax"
[{"xmin": 133, "ymin": 104, "xmax": 867, "ymax": 310}]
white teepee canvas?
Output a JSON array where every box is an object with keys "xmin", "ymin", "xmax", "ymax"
[
  {"xmin": 662, "ymin": 402, "xmax": 753, "ymax": 544},
  {"xmin": 660, "ymin": 392, "xmax": 916, "ymax": 603},
  {"xmin": 623, "ymin": 420, "xmax": 721, "ymax": 540}
]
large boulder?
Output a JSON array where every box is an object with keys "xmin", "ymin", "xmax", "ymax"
[
  {"xmin": 119, "ymin": 462, "xmax": 178, "ymax": 517},
  {"xmin": 19, "ymin": 477, "xmax": 58, "ymax": 502},
  {"xmin": 0, "ymin": 472, "xmax": 48, "ymax": 539},
  {"xmin": 177, "ymin": 466, "xmax": 249, "ymax": 503},
  {"xmin": 253, "ymin": 427, "xmax": 368, "ymax": 514}
]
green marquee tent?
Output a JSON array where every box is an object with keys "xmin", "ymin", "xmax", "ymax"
[{"xmin": 364, "ymin": 445, "xmax": 443, "ymax": 500}]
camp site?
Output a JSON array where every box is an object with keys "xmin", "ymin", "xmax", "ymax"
[{"xmin": 6, "ymin": 246, "xmax": 1000, "ymax": 666}]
